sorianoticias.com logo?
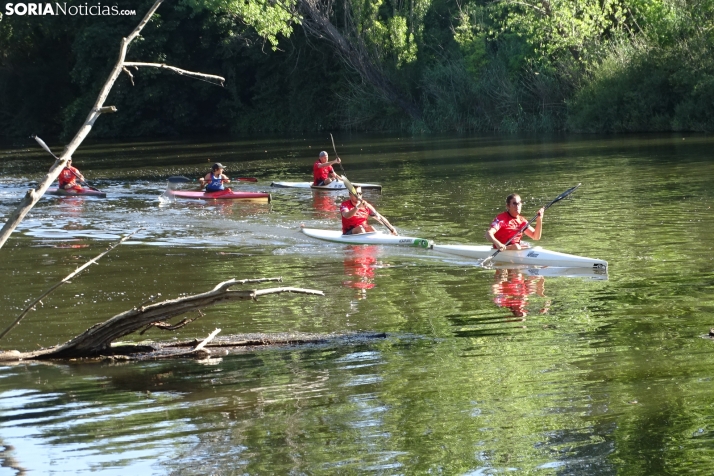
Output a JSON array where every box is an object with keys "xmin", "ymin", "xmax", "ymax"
[{"xmin": 3, "ymin": 3, "xmax": 137, "ymax": 17}]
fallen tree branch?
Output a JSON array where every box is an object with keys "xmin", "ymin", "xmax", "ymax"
[
  {"xmin": 0, "ymin": 229, "xmax": 141, "ymax": 341},
  {"xmin": 0, "ymin": 278, "xmax": 324, "ymax": 360}
]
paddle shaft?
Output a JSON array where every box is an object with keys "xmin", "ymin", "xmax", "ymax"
[
  {"xmin": 33, "ymin": 135, "xmax": 101, "ymax": 192},
  {"xmin": 360, "ymin": 198, "xmax": 397, "ymax": 235},
  {"xmin": 331, "ymin": 135, "xmax": 393, "ymax": 234},
  {"xmin": 330, "ymin": 133, "xmax": 346, "ymax": 175},
  {"xmin": 483, "ymin": 184, "xmax": 581, "ymax": 266}
]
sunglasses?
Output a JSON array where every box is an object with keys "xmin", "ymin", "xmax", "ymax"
[{"xmin": 510, "ymin": 201, "xmax": 522, "ymax": 206}]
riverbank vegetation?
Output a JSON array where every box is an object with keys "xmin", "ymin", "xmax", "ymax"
[{"xmin": 2, "ymin": 0, "xmax": 713, "ymax": 137}]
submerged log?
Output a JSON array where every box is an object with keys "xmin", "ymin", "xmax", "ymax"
[
  {"xmin": 0, "ymin": 278, "xmax": 324, "ymax": 361},
  {"xmin": 104, "ymin": 331, "xmax": 389, "ymax": 362}
]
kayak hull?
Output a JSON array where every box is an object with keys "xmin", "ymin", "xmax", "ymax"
[
  {"xmin": 271, "ymin": 181, "xmax": 382, "ymax": 191},
  {"xmin": 47, "ymin": 188, "xmax": 106, "ymax": 198},
  {"xmin": 302, "ymin": 228, "xmax": 432, "ymax": 248},
  {"xmin": 432, "ymin": 244, "xmax": 608, "ymax": 269},
  {"xmin": 167, "ymin": 189, "xmax": 271, "ymax": 203}
]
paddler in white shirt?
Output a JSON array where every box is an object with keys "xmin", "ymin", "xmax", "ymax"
[
  {"xmin": 486, "ymin": 193, "xmax": 545, "ymax": 251},
  {"xmin": 340, "ymin": 186, "xmax": 397, "ymax": 236}
]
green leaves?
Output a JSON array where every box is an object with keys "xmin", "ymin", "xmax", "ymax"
[{"xmin": 183, "ymin": 0, "xmax": 298, "ymax": 50}]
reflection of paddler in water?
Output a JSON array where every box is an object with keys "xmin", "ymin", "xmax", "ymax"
[
  {"xmin": 491, "ymin": 269, "xmax": 550, "ymax": 319},
  {"xmin": 312, "ymin": 192, "xmax": 339, "ymax": 218},
  {"xmin": 58, "ymin": 197, "xmax": 86, "ymax": 223},
  {"xmin": 343, "ymin": 245, "xmax": 379, "ymax": 299}
]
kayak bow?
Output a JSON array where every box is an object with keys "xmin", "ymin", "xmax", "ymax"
[{"xmin": 301, "ymin": 228, "xmax": 432, "ymax": 248}]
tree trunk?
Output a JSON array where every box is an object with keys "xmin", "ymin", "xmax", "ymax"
[{"xmin": 297, "ymin": 0, "xmax": 423, "ymax": 122}]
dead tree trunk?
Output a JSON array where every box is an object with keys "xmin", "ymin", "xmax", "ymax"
[
  {"xmin": 297, "ymin": 0, "xmax": 422, "ymax": 122},
  {"xmin": 0, "ymin": 278, "xmax": 324, "ymax": 360},
  {"xmin": 0, "ymin": 0, "xmax": 224, "ymax": 250}
]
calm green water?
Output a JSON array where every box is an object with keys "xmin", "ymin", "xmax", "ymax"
[{"xmin": 0, "ymin": 133, "xmax": 713, "ymax": 474}]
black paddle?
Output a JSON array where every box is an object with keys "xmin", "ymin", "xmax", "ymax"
[
  {"xmin": 32, "ymin": 135, "xmax": 103, "ymax": 192},
  {"xmin": 482, "ymin": 183, "xmax": 582, "ymax": 267},
  {"xmin": 167, "ymin": 175, "xmax": 258, "ymax": 183}
]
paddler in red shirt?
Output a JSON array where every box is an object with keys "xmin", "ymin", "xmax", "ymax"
[
  {"xmin": 313, "ymin": 151, "xmax": 342, "ymax": 186},
  {"xmin": 486, "ymin": 193, "xmax": 545, "ymax": 251},
  {"xmin": 58, "ymin": 158, "xmax": 86, "ymax": 191},
  {"xmin": 340, "ymin": 186, "xmax": 397, "ymax": 235}
]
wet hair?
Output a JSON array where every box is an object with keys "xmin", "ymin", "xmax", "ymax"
[{"xmin": 506, "ymin": 193, "xmax": 520, "ymax": 205}]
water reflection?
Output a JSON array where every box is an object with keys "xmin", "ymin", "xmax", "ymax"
[
  {"xmin": 311, "ymin": 191, "xmax": 340, "ymax": 218},
  {"xmin": 157, "ymin": 195, "xmax": 272, "ymax": 217},
  {"xmin": 343, "ymin": 246, "xmax": 380, "ymax": 299},
  {"xmin": 55, "ymin": 197, "xmax": 87, "ymax": 219},
  {"xmin": 491, "ymin": 268, "xmax": 550, "ymax": 319}
]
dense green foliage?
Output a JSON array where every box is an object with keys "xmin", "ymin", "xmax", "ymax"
[{"xmin": 2, "ymin": 0, "xmax": 714, "ymax": 137}]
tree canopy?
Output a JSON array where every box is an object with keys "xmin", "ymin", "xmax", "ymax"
[{"xmin": 2, "ymin": 0, "xmax": 714, "ymax": 136}]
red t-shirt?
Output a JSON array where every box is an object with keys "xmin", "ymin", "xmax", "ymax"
[
  {"xmin": 340, "ymin": 199, "xmax": 374, "ymax": 234},
  {"xmin": 59, "ymin": 166, "xmax": 81, "ymax": 188},
  {"xmin": 489, "ymin": 211, "xmax": 528, "ymax": 246},
  {"xmin": 313, "ymin": 161, "xmax": 334, "ymax": 184}
]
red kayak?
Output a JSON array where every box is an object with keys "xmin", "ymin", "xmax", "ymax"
[
  {"xmin": 167, "ymin": 189, "xmax": 271, "ymax": 203},
  {"xmin": 47, "ymin": 187, "xmax": 106, "ymax": 198}
]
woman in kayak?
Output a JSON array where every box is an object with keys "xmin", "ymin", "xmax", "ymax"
[
  {"xmin": 340, "ymin": 186, "xmax": 397, "ymax": 235},
  {"xmin": 200, "ymin": 163, "xmax": 231, "ymax": 192},
  {"xmin": 313, "ymin": 151, "xmax": 341, "ymax": 186},
  {"xmin": 58, "ymin": 158, "xmax": 86, "ymax": 191},
  {"xmin": 486, "ymin": 193, "xmax": 545, "ymax": 251}
]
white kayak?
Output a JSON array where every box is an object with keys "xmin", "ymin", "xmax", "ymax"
[
  {"xmin": 431, "ymin": 244, "xmax": 607, "ymax": 269},
  {"xmin": 301, "ymin": 228, "xmax": 432, "ymax": 248},
  {"xmin": 271, "ymin": 181, "xmax": 382, "ymax": 191}
]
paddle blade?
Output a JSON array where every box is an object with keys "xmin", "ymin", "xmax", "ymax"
[
  {"xmin": 167, "ymin": 176, "xmax": 193, "ymax": 183},
  {"xmin": 548, "ymin": 183, "xmax": 581, "ymax": 208},
  {"xmin": 341, "ymin": 175, "xmax": 357, "ymax": 195},
  {"xmin": 33, "ymin": 135, "xmax": 60, "ymax": 160},
  {"xmin": 480, "ymin": 253, "xmax": 497, "ymax": 268}
]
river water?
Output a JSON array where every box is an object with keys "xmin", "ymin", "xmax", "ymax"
[{"xmin": 0, "ymin": 133, "xmax": 713, "ymax": 474}]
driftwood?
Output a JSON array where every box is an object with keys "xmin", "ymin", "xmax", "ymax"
[
  {"xmin": 0, "ymin": 278, "xmax": 324, "ymax": 361},
  {"xmin": 0, "ymin": 0, "xmax": 223, "ymax": 250}
]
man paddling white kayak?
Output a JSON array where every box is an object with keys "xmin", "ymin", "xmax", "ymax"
[
  {"xmin": 340, "ymin": 185, "xmax": 397, "ymax": 235},
  {"xmin": 486, "ymin": 193, "xmax": 545, "ymax": 251},
  {"xmin": 313, "ymin": 151, "xmax": 342, "ymax": 186}
]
